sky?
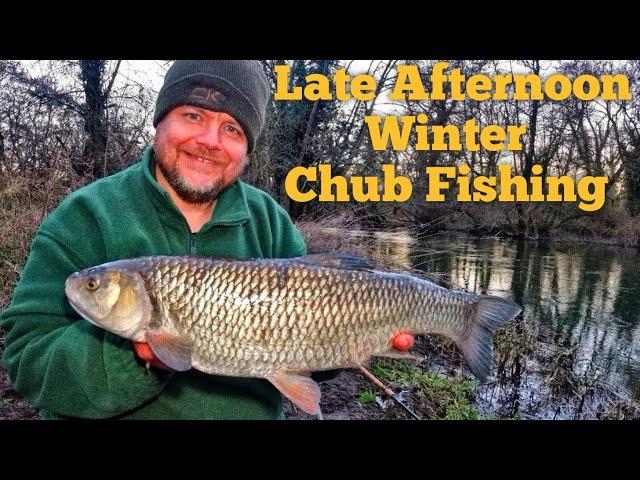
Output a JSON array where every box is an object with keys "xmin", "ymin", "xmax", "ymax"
[
  {"xmin": 18, "ymin": 60, "xmax": 563, "ymax": 98},
  {"xmin": 122, "ymin": 60, "xmax": 378, "ymax": 93},
  {"xmin": 121, "ymin": 60, "xmax": 167, "ymax": 93}
]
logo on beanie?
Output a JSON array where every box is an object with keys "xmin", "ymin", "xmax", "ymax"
[{"xmin": 189, "ymin": 87, "xmax": 226, "ymax": 109}]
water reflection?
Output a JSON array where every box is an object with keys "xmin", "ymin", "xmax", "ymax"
[
  {"xmin": 408, "ymin": 236, "xmax": 640, "ymax": 403},
  {"xmin": 327, "ymin": 228, "xmax": 639, "ymax": 414},
  {"xmin": 368, "ymin": 230, "xmax": 415, "ymax": 271}
]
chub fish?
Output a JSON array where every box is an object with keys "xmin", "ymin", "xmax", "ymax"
[{"xmin": 64, "ymin": 254, "xmax": 522, "ymax": 415}]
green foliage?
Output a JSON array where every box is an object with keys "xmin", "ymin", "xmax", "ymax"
[
  {"xmin": 357, "ymin": 390, "xmax": 376, "ymax": 404},
  {"xmin": 372, "ymin": 358, "xmax": 479, "ymax": 420}
]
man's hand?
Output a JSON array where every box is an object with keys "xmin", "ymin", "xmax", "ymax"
[{"xmin": 133, "ymin": 342, "xmax": 173, "ymax": 371}]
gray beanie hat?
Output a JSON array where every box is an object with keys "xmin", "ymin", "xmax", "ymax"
[{"xmin": 153, "ymin": 60, "xmax": 270, "ymax": 153}]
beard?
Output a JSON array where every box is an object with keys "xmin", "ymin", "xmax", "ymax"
[
  {"xmin": 156, "ymin": 155, "xmax": 225, "ymax": 204},
  {"xmin": 153, "ymin": 143, "xmax": 246, "ymax": 205}
]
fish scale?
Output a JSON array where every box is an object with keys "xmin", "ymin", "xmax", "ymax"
[
  {"xmin": 65, "ymin": 254, "xmax": 522, "ymax": 414},
  {"xmin": 159, "ymin": 262, "xmax": 356, "ymax": 368}
]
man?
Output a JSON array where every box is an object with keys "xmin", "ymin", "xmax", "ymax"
[{"xmin": 0, "ymin": 60, "xmax": 320, "ymax": 419}]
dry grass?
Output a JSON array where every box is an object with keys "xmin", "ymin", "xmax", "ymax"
[
  {"xmin": 0, "ymin": 167, "xmax": 86, "ymax": 310},
  {"xmin": 0, "ymin": 165, "xmax": 90, "ymax": 420},
  {"xmin": 297, "ymin": 210, "xmax": 419, "ymax": 266},
  {"xmin": 0, "ymin": 169, "xmax": 86, "ymax": 420},
  {"xmin": 295, "ymin": 209, "xmax": 369, "ymax": 257}
]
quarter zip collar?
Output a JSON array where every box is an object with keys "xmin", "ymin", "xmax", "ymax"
[{"xmin": 140, "ymin": 145, "xmax": 252, "ymax": 231}]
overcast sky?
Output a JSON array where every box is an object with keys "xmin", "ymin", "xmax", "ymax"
[
  {"xmin": 120, "ymin": 60, "xmax": 167, "ymax": 92},
  {"xmin": 19, "ymin": 60, "xmax": 555, "ymax": 96},
  {"xmin": 121, "ymin": 60, "xmax": 381, "ymax": 93}
]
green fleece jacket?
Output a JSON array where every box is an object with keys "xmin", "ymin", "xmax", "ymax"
[{"xmin": 0, "ymin": 146, "xmax": 307, "ymax": 419}]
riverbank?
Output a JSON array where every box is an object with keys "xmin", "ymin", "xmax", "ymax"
[
  {"xmin": 3, "ymin": 320, "xmax": 637, "ymax": 420},
  {"xmin": 284, "ymin": 319, "xmax": 640, "ymax": 420},
  {"xmin": 351, "ymin": 199, "xmax": 640, "ymax": 249},
  {"xmin": 294, "ymin": 219, "xmax": 640, "ymax": 419},
  {"xmin": 1, "ymin": 177, "xmax": 639, "ymax": 420}
]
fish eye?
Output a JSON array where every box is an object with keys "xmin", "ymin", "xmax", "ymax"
[{"xmin": 86, "ymin": 277, "xmax": 100, "ymax": 291}]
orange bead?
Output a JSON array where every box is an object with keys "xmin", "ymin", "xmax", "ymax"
[
  {"xmin": 392, "ymin": 333, "xmax": 414, "ymax": 351},
  {"xmin": 133, "ymin": 341, "xmax": 154, "ymax": 361}
]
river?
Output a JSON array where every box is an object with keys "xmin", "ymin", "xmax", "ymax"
[{"xmin": 362, "ymin": 230, "xmax": 640, "ymax": 418}]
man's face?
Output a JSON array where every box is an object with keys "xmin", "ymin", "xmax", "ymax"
[{"xmin": 153, "ymin": 105, "xmax": 249, "ymax": 204}]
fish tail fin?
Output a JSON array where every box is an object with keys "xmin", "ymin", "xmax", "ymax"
[{"xmin": 456, "ymin": 295, "xmax": 522, "ymax": 382}]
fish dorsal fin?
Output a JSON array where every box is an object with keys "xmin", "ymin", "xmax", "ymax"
[
  {"xmin": 266, "ymin": 371, "xmax": 321, "ymax": 415},
  {"xmin": 145, "ymin": 328, "xmax": 193, "ymax": 371},
  {"xmin": 295, "ymin": 253, "xmax": 375, "ymax": 271}
]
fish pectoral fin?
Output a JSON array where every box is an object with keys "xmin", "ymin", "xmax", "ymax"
[
  {"xmin": 267, "ymin": 371, "xmax": 321, "ymax": 415},
  {"xmin": 145, "ymin": 329, "xmax": 193, "ymax": 371},
  {"xmin": 375, "ymin": 350, "xmax": 423, "ymax": 362}
]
